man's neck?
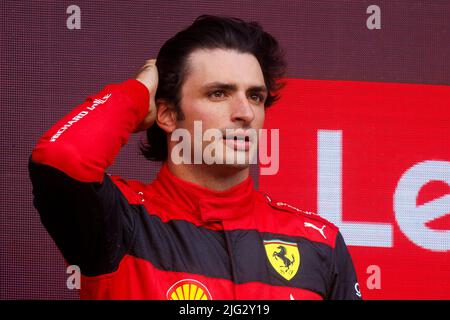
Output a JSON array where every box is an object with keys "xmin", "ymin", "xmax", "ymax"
[{"xmin": 166, "ymin": 162, "xmax": 250, "ymax": 192}]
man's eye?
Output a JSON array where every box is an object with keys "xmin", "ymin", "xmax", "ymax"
[
  {"xmin": 209, "ymin": 90, "xmax": 225, "ymax": 99},
  {"xmin": 250, "ymin": 93, "xmax": 264, "ymax": 103}
]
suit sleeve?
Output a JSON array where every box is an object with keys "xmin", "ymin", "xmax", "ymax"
[
  {"xmin": 29, "ymin": 79, "xmax": 150, "ymax": 276},
  {"xmin": 327, "ymin": 232, "xmax": 363, "ymax": 300}
]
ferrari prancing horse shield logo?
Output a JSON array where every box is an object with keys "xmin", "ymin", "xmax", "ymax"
[{"xmin": 264, "ymin": 240, "xmax": 300, "ymax": 281}]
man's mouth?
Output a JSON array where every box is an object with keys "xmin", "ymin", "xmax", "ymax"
[{"xmin": 223, "ymin": 132, "xmax": 252, "ymax": 151}]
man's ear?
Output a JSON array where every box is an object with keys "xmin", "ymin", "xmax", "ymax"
[{"xmin": 155, "ymin": 99, "xmax": 178, "ymax": 133}]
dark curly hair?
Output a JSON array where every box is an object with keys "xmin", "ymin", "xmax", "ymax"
[{"xmin": 141, "ymin": 15, "xmax": 286, "ymax": 161}]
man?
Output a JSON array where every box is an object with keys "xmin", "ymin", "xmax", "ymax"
[{"xmin": 29, "ymin": 15, "xmax": 361, "ymax": 300}]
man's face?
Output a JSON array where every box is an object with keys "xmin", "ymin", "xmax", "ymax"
[{"xmin": 173, "ymin": 48, "xmax": 267, "ymax": 169}]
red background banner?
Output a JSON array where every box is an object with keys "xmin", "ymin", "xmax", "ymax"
[{"xmin": 261, "ymin": 79, "xmax": 450, "ymax": 299}]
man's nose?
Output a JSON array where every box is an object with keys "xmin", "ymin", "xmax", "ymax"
[{"xmin": 230, "ymin": 95, "xmax": 255, "ymax": 124}]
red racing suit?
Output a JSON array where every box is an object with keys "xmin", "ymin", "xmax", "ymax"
[{"xmin": 29, "ymin": 79, "xmax": 362, "ymax": 300}]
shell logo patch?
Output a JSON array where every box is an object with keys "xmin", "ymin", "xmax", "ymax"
[
  {"xmin": 166, "ymin": 279, "xmax": 212, "ymax": 300},
  {"xmin": 264, "ymin": 239, "xmax": 300, "ymax": 281}
]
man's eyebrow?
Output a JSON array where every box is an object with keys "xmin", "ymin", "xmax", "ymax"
[
  {"xmin": 202, "ymin": 82, "xmax": 267, "ymax": 93},
  {"xmin": 202, "ymin": 82, "xmax": 238, "ymax": 91},
  {"xmin": 248, "ymin": 85, "xmax": 268, "ymax": 93}
]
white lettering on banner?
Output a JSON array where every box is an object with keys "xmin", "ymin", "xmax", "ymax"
[
  {"xmin": 317, "ymin": 130, "xmax": 450, "ymax": 251},
  {"xmin": 50, "ymin": 94, "xmax": 111, "ymax": 142},
  {"xmin": 317, "ymin": 130, "xmax": 393, "ymax": 247},
  {"xmin": 394, "ymin": 161, "xmax": 450, "ymax": 251}
]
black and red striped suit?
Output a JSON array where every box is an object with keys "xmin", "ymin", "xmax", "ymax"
[{"xmin": 29, "ymin": 79, "xmax": 361, "ymax": 300}]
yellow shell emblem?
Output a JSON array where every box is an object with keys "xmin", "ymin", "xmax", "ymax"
[
  {"xmin": 264, "ymin": 239, "xmax": 300, "ymax": 281},
  {"xmin": 166, "ymin": 279, "xmax": 212, "ymax": 300}
]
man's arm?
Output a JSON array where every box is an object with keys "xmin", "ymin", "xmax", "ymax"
[
  {"xmin": 31, "ymin": 79, "xmax": 150, "ymax": 182},
  {"xmin": 327, "ymin": 232, "xmax": 363, "ymax": 300},
  {"xmin": 29, "ymin": 61, "xmax": 158, "ymax": 276}
]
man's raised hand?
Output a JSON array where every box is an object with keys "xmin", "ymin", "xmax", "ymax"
[{"xmin": 135, "ymin": 59, "xmax": 158, "ymax": 132}]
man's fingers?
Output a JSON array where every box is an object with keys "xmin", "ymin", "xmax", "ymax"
[
  {"xmin": 136, "ymin": 58, "xmax": 158, "ymax": 89},
  {"xmin": 136, "ymin": 59, "xmax": 156, "ymax": 75},
  {"xmin": 134, "ymin": 59, "xmax": 159, "ymax": 132},
  {"xmin": 143, "ymin": 59, "xmax": 157, "ymax": 68}
]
